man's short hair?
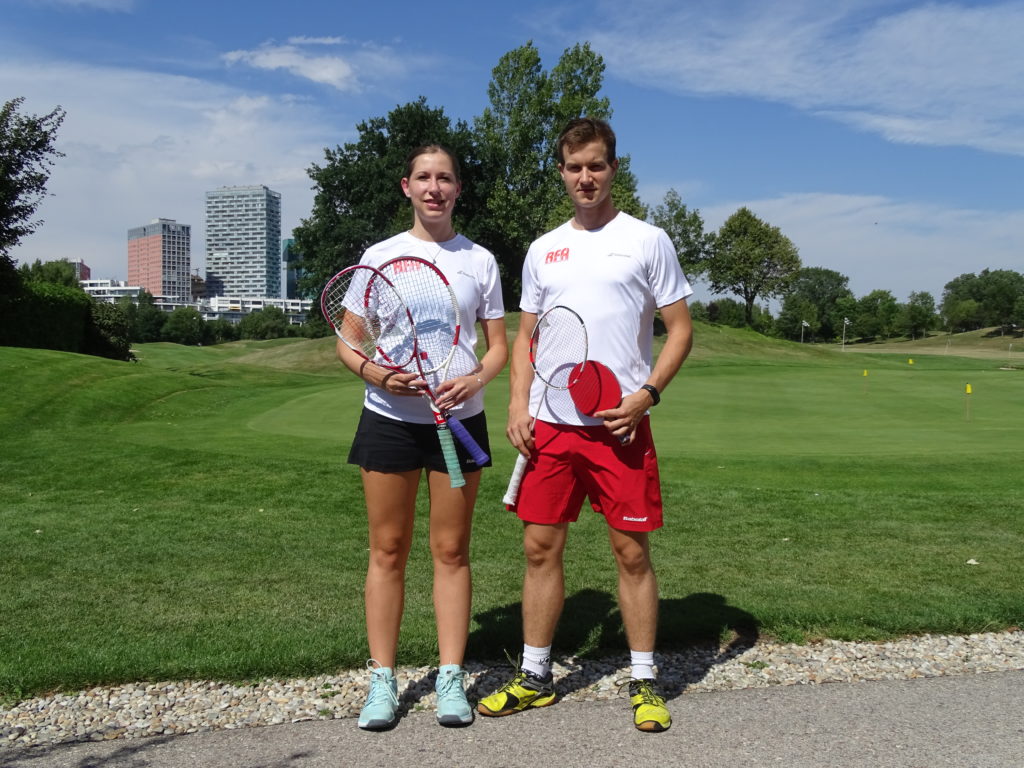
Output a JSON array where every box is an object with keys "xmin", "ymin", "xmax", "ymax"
[{"xmin": 556, "ymin": 117, "xmax": 617, "ymax": 165}]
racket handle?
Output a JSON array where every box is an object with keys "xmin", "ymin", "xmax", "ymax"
[
  {"xmin": 437, "ymin": 424, "xmax": 466, "ymax": 488},
  {"xmin": 502, "ymin": 453, "xmax": 529, "ymax": 507},
  {"xmin": 448, "ymin": 416, "xmax": 490, "ymax": 466}
]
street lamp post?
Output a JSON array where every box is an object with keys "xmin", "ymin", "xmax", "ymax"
[{"xmin": 842, "ymin": 317, "xmax": 851, "ymax": 350}]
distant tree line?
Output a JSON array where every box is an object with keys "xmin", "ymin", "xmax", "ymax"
[
  {"xmin": 694, "ymin": 266, "xmax": 1024, "ymax": 343},
  {"xmin": 3, "ymin": 260, "xmax": 324, "ymax": 357}
]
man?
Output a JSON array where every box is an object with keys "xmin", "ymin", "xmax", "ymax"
[{"xmin": 477, "ymin": 117, "xmax": 693, "ymax": 732}]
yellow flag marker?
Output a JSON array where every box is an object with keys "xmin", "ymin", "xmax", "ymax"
[
  {"xmin": 863, "ymin": 369, "xmax": 868, "ymax": 377},
  {"xmin": 908, "ymin": 358, "xmax": 914, "ymax": 365},
  {"xmin": 966, "ymin": 383, "xmax": 972, "ymax": 394}
]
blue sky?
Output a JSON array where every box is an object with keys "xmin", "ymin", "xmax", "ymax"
[{"xmin": 2, "ymin": 0, "xmax": 1022, "ymax": 305}]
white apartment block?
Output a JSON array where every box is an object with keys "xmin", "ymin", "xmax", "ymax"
[{"xmin": 205, "ymin": 185, "xmax": 282, "ymax": 298}]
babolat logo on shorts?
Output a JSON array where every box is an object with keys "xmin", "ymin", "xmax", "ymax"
[{"xmin": 544, "ymin": 248, "xmax": 570, "ymax": 263}]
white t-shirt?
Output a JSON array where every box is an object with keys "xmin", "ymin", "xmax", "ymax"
[
  {"xmin": 520, "ymin": 212, "xmax": 692, "ymax": 426},
  {"xmin": 359, "ymin": 231, "xmax": 505, "ymax": 424}
]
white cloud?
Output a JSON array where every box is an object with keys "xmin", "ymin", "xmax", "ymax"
[
  {"xmin": 1, "ymin": 59, "xmax": 338, "ymax": 280},
  {"xmin": 222, "ymin": 37, "xmax": 435, "ymax": 94},
  {"xmin": 223, "ymin": 43, "xmax": 361, "ymax": 92},
  {"xmin": 699, "ymin": 192, "xmax": 1024, "ymax": 301},
  {"xmin": 588, "ymin": 0, "xmax": 1024, "ymax": 156},
  {"xmin": 287, "ymin": 36, "xmax": 346, "ymax": 45}
]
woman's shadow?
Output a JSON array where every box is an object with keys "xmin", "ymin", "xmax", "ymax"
[{"xmin": 468, "ymin": 588, "xmax": 759, "ymax": 702}]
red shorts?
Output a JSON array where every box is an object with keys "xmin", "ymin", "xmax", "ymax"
[{"xmin": 514, "ymin": 417, "xmax": 663, "ymax": 532}]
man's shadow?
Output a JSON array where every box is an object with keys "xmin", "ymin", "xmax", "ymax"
[{"xmin": 468, "ymin": 589, "xmax": 758, "ymax": 701}]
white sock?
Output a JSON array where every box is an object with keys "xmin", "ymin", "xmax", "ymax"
[
  {"xmin": 630, "ymin": 650, "xmax": 655, "ymax": 680},
  {"xmin": 522, "ymin": 644, "xmax": 551, "ymax": 678}
]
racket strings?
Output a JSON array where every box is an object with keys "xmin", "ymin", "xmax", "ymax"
[
  {"xmin": 532, "ymin": 308, "xmax": 588, "ymax": 389},
  {"xmin": 379, "ymin": 260, "xmax": 458, "ymax": 374},
  {"xmin": 325, "ymin": 268, "xmax": 414, "ymax": 367}
]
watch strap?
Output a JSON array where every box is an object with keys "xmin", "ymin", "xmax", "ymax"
[{"xmin": 640, "ymin": 384, "xmax": 660, "ymax": 406}]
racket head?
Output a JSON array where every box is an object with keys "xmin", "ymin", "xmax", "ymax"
[
  {"xmin": 320, "ymin": 264, "xmax": 416, "ymax": 369},
  {"xmin": 377, "ymin": 256, "xmax": 460, "ymax": 376},
  {"xmin": 569, "ymin": 360, "xmax": 623, "ymax": 416},
  {"xmin": 530, "ymin": 305, "xmax": 588, "ymax": 389}
]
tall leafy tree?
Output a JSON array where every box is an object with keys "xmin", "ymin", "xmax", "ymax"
[
  {"xmin": 134, "ymin": 291, "xmax": 168, "ymax": 343},
  {"xmin": 706, "ymin": 207, "xmax": 801, "ymax": 326},
  {"xmin": 18, "ymin": 257, "xmax": 78, "ymax": 287},
  {"xmin": 941, "ymin": 269, "xmax": 1024, "ymax": 330},
  {"xmin": 776, "ymin": 295, "xmax": 820, "ymax": 341},
  {"xmin": 474, "ymin": 42, "xmax": 643, "ymax": 303},
  {"xmin": 292, "ymin": 98, "xmax": 478, "ymax": 298},
  {"xmin": 901, "ymin": 291, "xmax": 938, "ymax": 339},
  {"xmin": 975, "ymin": 269, "xmax": 1024, "ymax": 328},
  {"xmin": 1, "ymin": 97, "xmax": 66, "ymax": 293},
  {"xmin": 651, "ymin": 188, "xmax": 713, "ymax": 280},
  {"xmin": 777, "ymin": 267, "xmax": 853, "ymax": 341},
  {"xmin": 854, "ymin": 289, "xmax": 900, "ymax": 339}
]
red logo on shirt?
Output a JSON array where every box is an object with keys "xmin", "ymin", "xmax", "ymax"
[
  {"xmin": 391, "ymin": 259, "xmax": 422, "ymax": 273},
  {"xmin": 544, "ymin": 248, "xmax": 570, "ymax": 263}
]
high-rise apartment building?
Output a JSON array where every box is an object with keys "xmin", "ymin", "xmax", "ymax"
[
  {"xmin": 127, "ymin": 218, "xmax": 191, "ymax": 301},
  {"xmin": 205, "ymin": 185, "xmax": 282, "ymax": 298}
]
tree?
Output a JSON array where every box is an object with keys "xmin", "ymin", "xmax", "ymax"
[
  {"xmin": 975, "ymin": 269, "xmax": 1024, "ymax": 328},
  {"xmin": 238, "ymin": 306, "xmax": 291, "ymax": 340},
  {"xmin": 777, "ymin": 295, "xmax": 820, "ymax": 341},
  {"xmin": 651, "ymin": 188, "xmax": 713, "ymax": 279},
  {"xmin": 162, "ymin": 306, "xmax": 206, "ymax": 345},
  {"xmin": 206, "ymin": 317, "xmax": 240, "ymax": 344},
  {"xmin": 706, "ymin": 207, "xmax": 801, "ymax": 326},
  {"xmin": 84, "ymin": 301, "xmax": 133, "ymax": 361},
  {"xmin": 1, "ymin": 98, "xmax": 66, "ymax": 288},
  {"xmin": 854, "ymin": 289, "xmax": 900, "ymax": 339},
  {"xmin": 779, "ymin": 267, "xmax": 854, "ymax": 341},
  {"xmin": 474, "ymin": 42, "xmax": 643, "ymax": 304},
  {"xmin": 18, "ymin": 257, "xmax": 78, "ymax": 287},
  {"xmin": 941, "ymin": 269, "xmax": 1024, "ymax": 330},
  {"xmin": 292, "ymin": 98, "xmax": 479, "ymax": 297},
  {"xmin": 943, "ymin": 297, "xmax": 982, "ymax": 333},
  {"xmin": 134, "ymin": 291, "xmax": 167, "ymax": 342},
  {"xmin": 900, "ymin": 291, "xmax": 938, "ymax": 339}
]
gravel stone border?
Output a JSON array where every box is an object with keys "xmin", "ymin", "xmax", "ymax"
[{"xmin": 3, "ymin": 631, "xmax": 1022, "ymax": 748}]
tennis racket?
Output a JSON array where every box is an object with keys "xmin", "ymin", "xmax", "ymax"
[
  {"xmin": 320, "ymin": 262, "xmax": 484, "ymax": 489},
  {"xmin": 376, "ymin": 255, "xmax": 491, "ymax": 482},
  {"xmin": 502, "ymin": 305, "xmax": 589, "ymax": 506}
]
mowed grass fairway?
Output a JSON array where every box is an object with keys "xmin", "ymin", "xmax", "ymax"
[{"xmin": 1, "ymin": 323, "xmax": 1022, "ymax": 701}]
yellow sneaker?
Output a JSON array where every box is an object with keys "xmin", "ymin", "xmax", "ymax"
[
  {"xmin": 628, "ymin": 679, "xmax": 671, "ymax": 732},
  {"xmin": 477, "ymin": 668, "xmax": 556, "ymax": 717}
]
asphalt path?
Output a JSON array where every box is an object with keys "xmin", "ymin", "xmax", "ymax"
[{"xmin": 3, "ymin": 671, "xmax": 1021, "ymax": 768}]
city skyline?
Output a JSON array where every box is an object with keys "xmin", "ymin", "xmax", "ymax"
[{"xmin": 2, "ymin": 0, "xmax": 1021, "ymax": 307}]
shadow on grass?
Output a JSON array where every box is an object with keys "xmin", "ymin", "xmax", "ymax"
[{"xmin": 467, "ymin": 588, "xmax": 759, "ymax": 701}]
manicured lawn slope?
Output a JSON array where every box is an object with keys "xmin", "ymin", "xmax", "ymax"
[{"xmin": 1, "ymin": 323, "xmax": 1020, "ymax": 700}]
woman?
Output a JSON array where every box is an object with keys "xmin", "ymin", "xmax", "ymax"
[{"xmin": 337, "ymin": 145, "xmax": 507, "ymax": 730}]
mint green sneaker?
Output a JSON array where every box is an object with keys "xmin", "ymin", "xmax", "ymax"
[
  {"xmin": 357, "ymin": 661, "xmax": 398, "ymax": 731},
  {"xmin": 435, "ymin": 664, "xmax": 473, "ymax": 727}
]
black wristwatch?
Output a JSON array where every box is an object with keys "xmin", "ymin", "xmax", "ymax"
[{"xmin": 640, "ymin": 384, "xmax": 660, "ymax": 406}]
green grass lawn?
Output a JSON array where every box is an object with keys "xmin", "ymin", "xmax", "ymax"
[{"xmin": 1, "ymin": 322, "xmax": 1022, "ymax": 702}]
